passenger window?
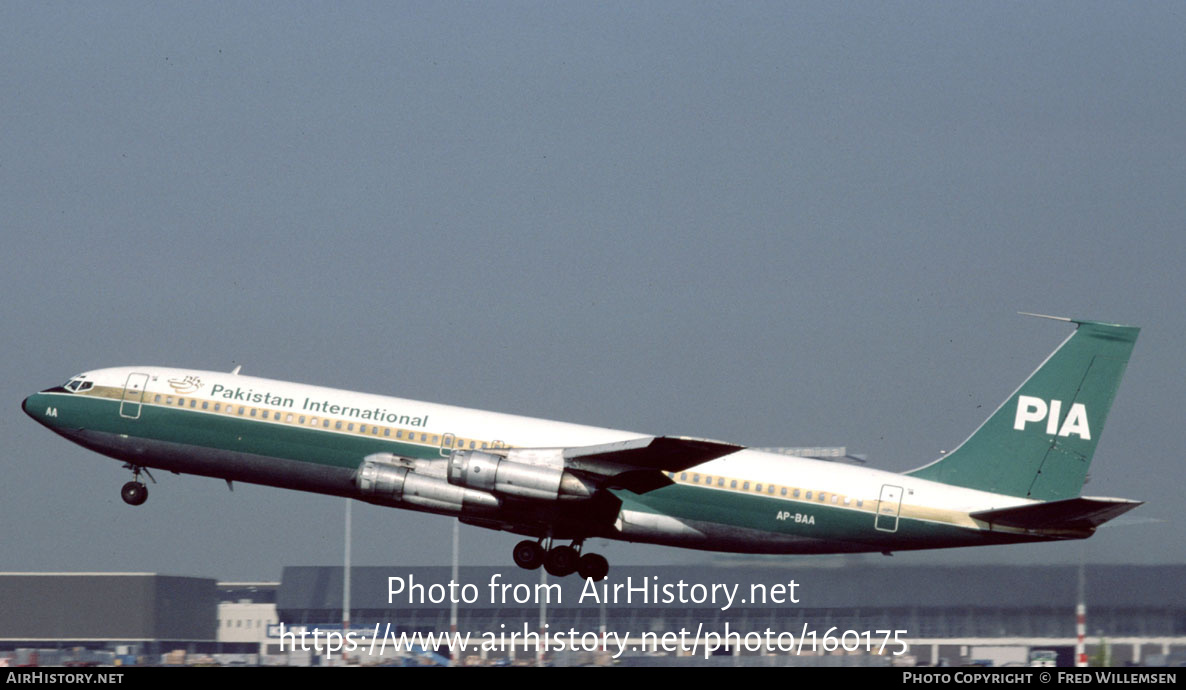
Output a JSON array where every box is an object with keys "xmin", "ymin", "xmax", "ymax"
[
  {"xmin": 214, "ymin": 403, "xmax": 221, "ymax": 412},
  {"xmin": 154, "ymin": 394, "xmax": 161, "ymax": 403},
  {"xmin": 730, "ymin": 480, "xmax": 737, "ymax": 489},
  {"xmin": 857, "ymin": 500, "xmax": 864, "ymax": 508},
  {"xmin": 202, "ymin": 401, "xmax": 209, "ymax": 410},
  {"xmin": 335, "ymin": 421, "xmax": 342, "ymax": 430},
  {"xmin": 238, "ymin": 406, "xmax": 245, "ymax": 415},
  {"xmin": 768, "ymin": 485, "xmax": 775, "ymax": 494},
  {"xmin": 286, "ymin": 414, "xmax": 293, "ymax": 423},
  {"xmin": 755, "ymin": 483, "xmax": 761, "ymax": 492},
  {"xmin": 831, "ymin": 495, "xmax": 838, "ymax": 504},
  {"xmin": 717, "ymin": 478, "xmax": 725, "ymax": 487},
  {"xmin": 680, "ymin": 473, "xmax": 687, "ymax": 481},
  {"xmin": 190, "ymin": 400, "xmax": 197, "ymax": 408},
  {"xmin": 743, "ymin": 482, "xmax": 750, "ymax": 490},
  {"xmin": 250, "ymin": 409, "xmax": 257, "ymax": 417},
  {"xmin": 348, "ymin": 423, "xmax": 355, "ymax": 431},
  {"xmin": 781, "ymin": 488, "xmax": 787, "ymax": 496},
  {"xmin": 805, "ymin": 491, "xmax": 812, "ymax": 499},
  {"xmin": 818, "ymin": 493, "xmax": 826, "ymax": 502},
  {"xmin": 384, "ymin": 429, "xmax": 391, "ymax": 437}
]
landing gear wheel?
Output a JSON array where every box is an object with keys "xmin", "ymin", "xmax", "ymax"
[
  {"xmin": 121, "ymin": 481, "xmax": 148, "ymax": 506},
  {"xmin": 544, "ymin": 545, "xmax": 579, "ymax": 577},
  {"xmin": 577, "ymin": 553, "xmax": 609, "ymax": 582},
  {"xmin": 512, "ymin": 540, "xmax": 544, "ymax": 570}
]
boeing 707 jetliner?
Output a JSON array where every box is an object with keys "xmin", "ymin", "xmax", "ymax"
[{"xmin": 23, "ymin": 315, "xmax": 1141, "ymax": 581}]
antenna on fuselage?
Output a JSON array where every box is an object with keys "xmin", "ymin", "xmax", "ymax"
[{"xmin": 230, "ymin": 365, "xmax": 242, "ymax": 375}]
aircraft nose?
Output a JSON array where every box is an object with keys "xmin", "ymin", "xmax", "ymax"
[{"xmin": 23, "ymin": 391, "xmax": 52, "ymax": 424}]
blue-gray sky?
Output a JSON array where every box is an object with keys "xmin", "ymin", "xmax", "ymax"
[{"xmin": 2, "ymin": 2, "xmax": 1183, "ymax": 580}]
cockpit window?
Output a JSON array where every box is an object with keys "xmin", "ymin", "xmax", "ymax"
[{"xmin": 62, "ymin": 375, "xmax": 92, "ymax": 393}]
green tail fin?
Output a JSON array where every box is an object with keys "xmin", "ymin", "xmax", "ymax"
[{"xmin": 907, "ymin": 316, "xmax": 1139, "ymax": 500}]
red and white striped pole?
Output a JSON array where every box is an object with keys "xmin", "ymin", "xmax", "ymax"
[{"xmin": 1075, "ymin": 602, "xmax": 1087, "ymax": 667}]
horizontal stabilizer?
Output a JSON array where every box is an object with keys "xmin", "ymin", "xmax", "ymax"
[
  {"xmin": 970, "ymin": 496, "xmax": 1143, "ymax": 530},
  {"xmin": 563, "ymin": 436, "xmax": 743, "ymax": 473}
]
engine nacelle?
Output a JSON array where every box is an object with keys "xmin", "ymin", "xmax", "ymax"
[
  {"xmin": 447, "ymin": 449, "xmax": 593, "ymax": 500},
  {"xmin": 356, "ymin": 457, "xmax": 499, "ymax": 513}
]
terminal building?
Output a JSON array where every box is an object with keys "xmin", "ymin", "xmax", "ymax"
[{"xmin": 1, "ymin": 564, "xmax": 1184, "ymax": 666}]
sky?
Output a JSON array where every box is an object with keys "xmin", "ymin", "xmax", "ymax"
[{"xmin": 2, "ymin": 2, "xmax": 1183, "ymax": 582}]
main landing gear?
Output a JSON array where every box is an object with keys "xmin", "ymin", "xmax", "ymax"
[
  {"xmin": 512, "ymin": 538, "xmax": 610, "ymax": 581},
  {"xmin": 120, "ymin": 464, "xmax": 154, "ymax": 506}
]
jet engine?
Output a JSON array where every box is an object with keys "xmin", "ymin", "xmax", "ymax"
[
  {"xmin": 355, "ymin": 456, "xmax": 499, "ymax": 512},
  {"xmin": 447, "ymin": 449, "xmax": 593, "ymax": 500}
]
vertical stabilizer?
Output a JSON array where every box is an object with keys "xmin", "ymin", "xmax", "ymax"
[{"xmin": 907, "ymin": 317, "xmax": 1138, "ymax": 501}]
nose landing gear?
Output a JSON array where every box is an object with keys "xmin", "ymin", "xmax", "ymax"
[
  {"xmin": 120, "ymin": 464, "xmax": 154, "ymax": 506},
  {"xmin": 511, "ymin": 538, "xmax": 609, "ymax": 581},
  {"xmin": 121, "ymin": 481, "xmax": 148, "ymax": 506}
]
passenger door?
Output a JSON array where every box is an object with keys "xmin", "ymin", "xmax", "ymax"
[
  {"xmin": 875, "ymin": 484, "xmax": 903, "ymax": 532},
  {"xmin": 119, "ymin": 373, "xmax": 149, "ymax": 419}
]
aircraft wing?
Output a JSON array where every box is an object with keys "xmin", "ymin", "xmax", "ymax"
[
  {"xmin": 477, "ymin": 435, "xmax": 743, "ymax": 494},
  {"xmin": 563, "ymin": 436, "xmax": 743, "ymax": 472},
  {"xmin": 970, "ymin": 496, "xmax": 1143, "ymax": 530},
  {"xmin": 565, "ymin": 436, "xmax": 742, "ymax": 492}
]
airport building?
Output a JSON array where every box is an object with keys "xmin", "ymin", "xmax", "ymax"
[
  {"xmin": 0, "ymin": 573, "xmax": 215, "ymax": 665},
  {"xmin": 1, "ymin": 565, "xmax": 1184, "ymax": 666}
]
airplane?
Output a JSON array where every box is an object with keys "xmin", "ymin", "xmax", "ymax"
[{"xmin": 23, "ymin": 314, "xmax": 1142, "ymax": 581}]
